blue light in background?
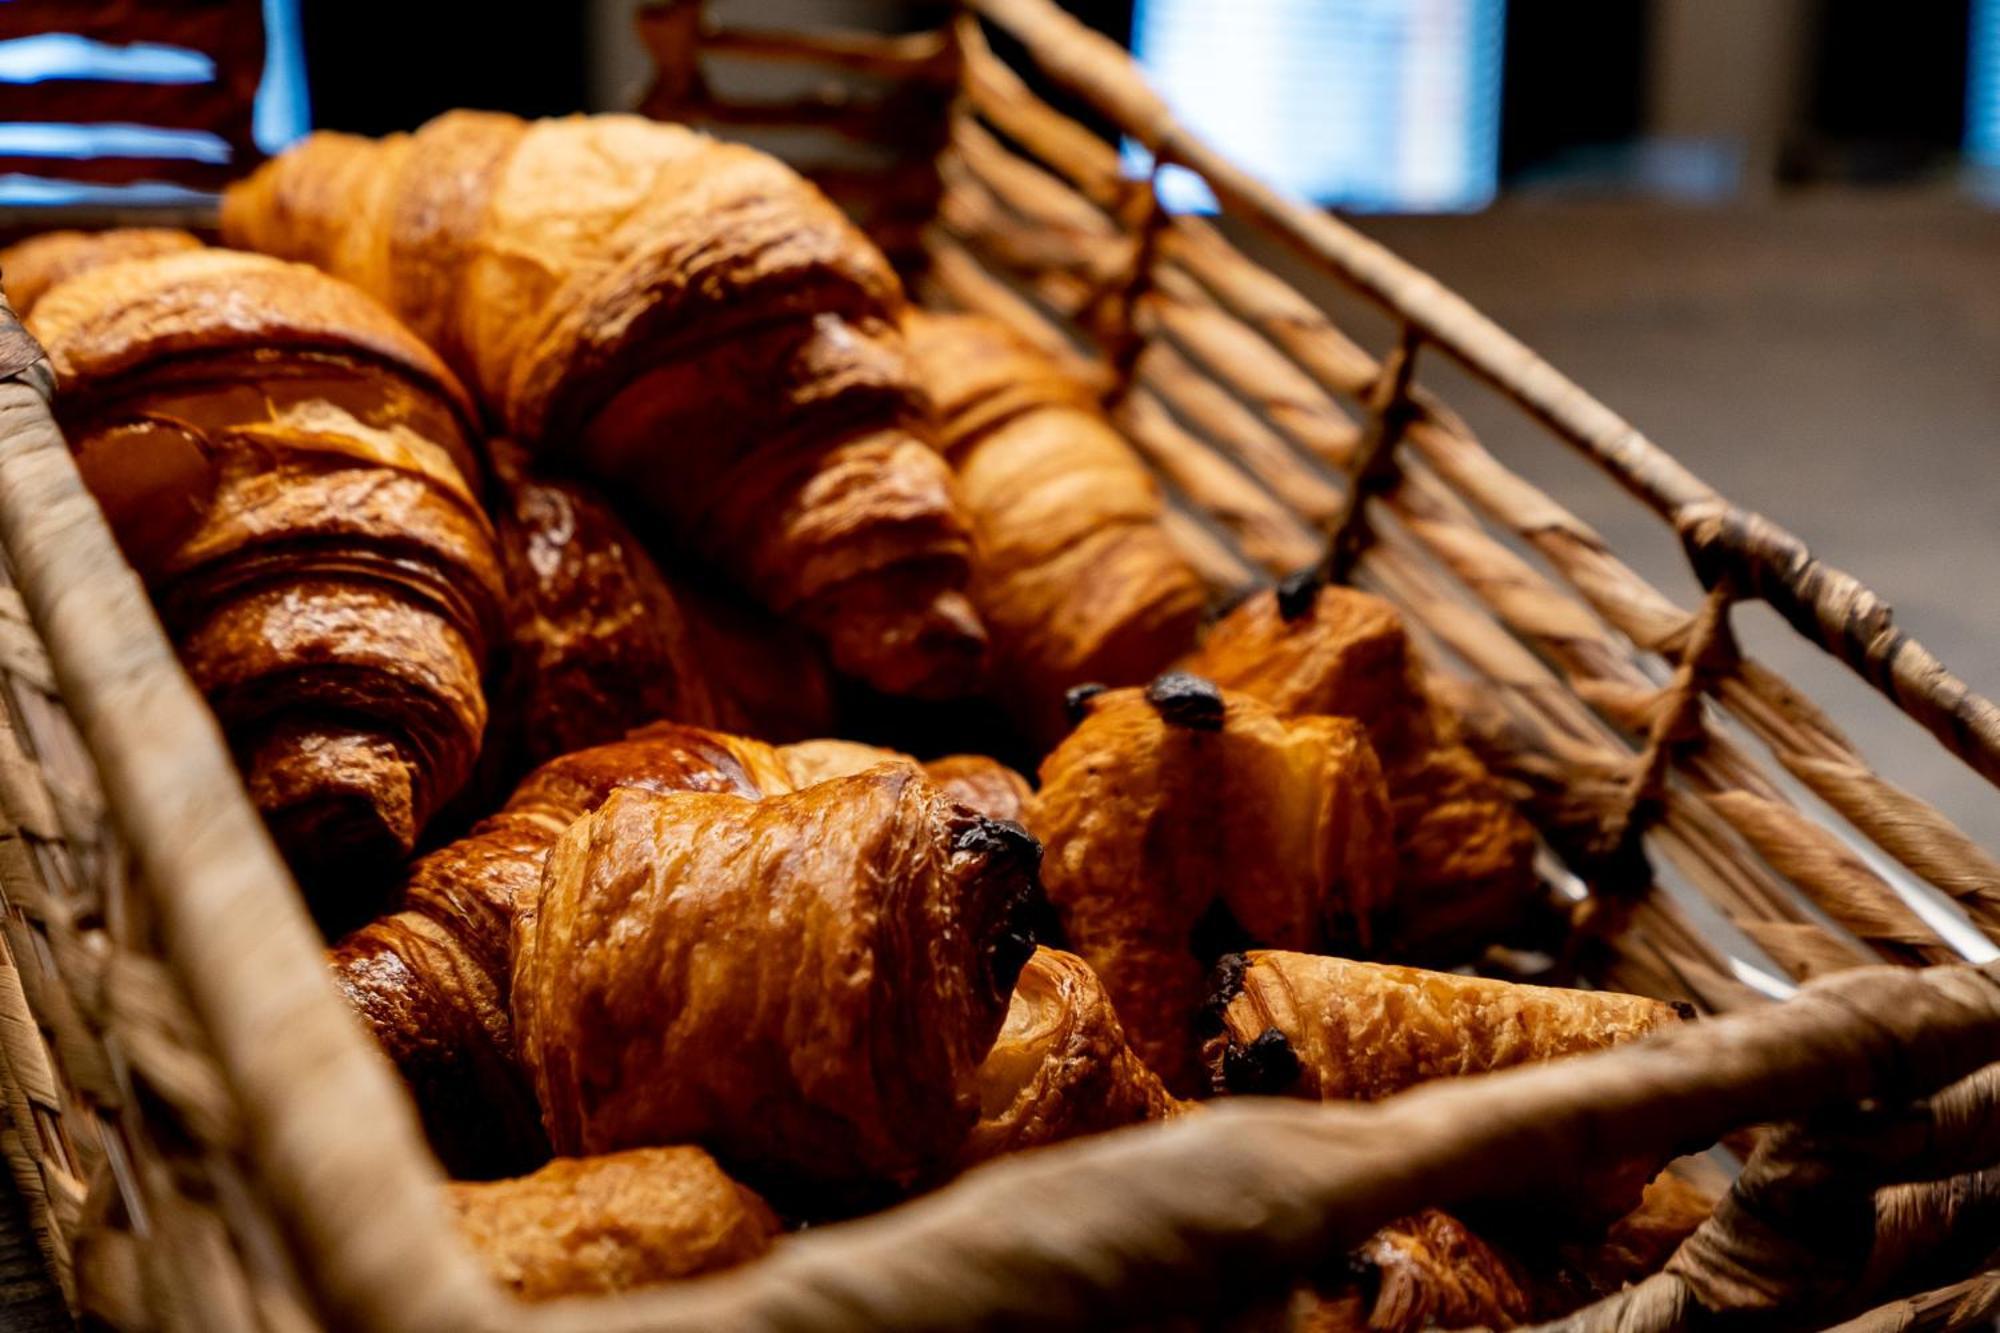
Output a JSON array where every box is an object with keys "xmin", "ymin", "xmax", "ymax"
[
  {"xmin": 1971, "ymin": 0, "xmax": 2000, "ymax": 189},
  {"xmin": 0, "ymin": 123, "xmax": 232, "ymax": 162},
  {"xmin": 254, "ymin": 0, "xmax": 310, "ymax": 155},
  {"xmin": 0, "ymin": 34, "xmax": 213, "ymax": 85},
  {"xmin": 1127, "ymin": 0, "xmax": 1505, "ymax": 214}
]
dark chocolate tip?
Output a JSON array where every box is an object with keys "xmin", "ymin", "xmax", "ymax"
[
  {"xmin": 1144, "ymin": 671, "xmax": 1225, "ymax": 731},
  {"xmin": 1195, "ymin": 951, "xmax": 1251, "ymax": 1038},
  {"xmin": 985, "ymin": 873, "xmax": 1047, "ymax": 1005},
  {"xmin": 954, "ymin": 817, "xmax": 1042, "ymax": 872},
  {"xmin": 1221, "ymin": 1026, "xmax": 1301, "ymax": 1096},
  {"xmin": 1671, "ymin": 1000, "xmax": 1699, "ymax": 1022},
  {"xmin": 1275, "ymin": 566, "xmax": 1324, "ymax": 621},
  {"xmin": 1063, "ymin": 681, "xmax": 1108, "ymax": 727},
  {"xmin": 960, "ymin": 817, "xmax": 1047, "ymax": 1005}
]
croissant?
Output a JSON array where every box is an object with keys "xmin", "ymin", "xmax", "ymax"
[
  {"xmin": 27, "ymin": 249, "xmax": 503, "ymax": 925},
  {"xmin": 1284, "ymin": 1208, "xmax": 1536, "ymax": 1333},
  {"xmin": 903, "ymin": 311, "xmax": 1205, "ymax": 742},
  {"xmin": 513, "ymin": 766, "xmax": 1042, "ymax": 1200},
  {"xmin": 0, "ymin": 227, "xmax": 202, "ymax": 317},
  {"xmin": 777, "ymin": 738, "xmax": 1032, "ymax": 823},
  {"xmin": 1201, "ymin": 950, "xmax": 1682, "ymax": 1100},
  {"xmin": 1202, "ymin": 950, "xmax": 1685, "ymax": 1222},
  {"xmin": 223, "ymin": 112, "xmax": 989, "ymax": 698},
  {"xmin": 485, "ymin": 437, "xmax": 833, "ymax": 774},
  {"xmin": 1029, "ymin": 674, "xmax": 1395, "ymax": 1092},
  {"xmin": 1187, "ymin": 584, "xmax": 1538, "ymax": 959},
  {"xmin": 331, "ymin": 726, "xmax": 793, "ymax": 1177},
  {"xmin": 1282, "ymin": 1170, "xmax": 1716, "ymax": 1333},
  {"xmin": 958, "ymin": 947, "xmax": 1184, "ymax": 1169},
  {"xmin": 444, "ymin": 1146, "xmax": 779, "ymax": 1301}
]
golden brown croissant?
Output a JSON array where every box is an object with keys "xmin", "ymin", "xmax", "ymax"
[
  {"xmin": 28, "ymin": 249, "xmax": 503, "ymax": 924},
  {"xmin": 223, "ymin": 112, "xmax": 988, "ymax": 698},
  {"xmin": 513, "ymin": 766, "xmax": 1042, "ymax": 1200},
  {"xmin": 1029, "ymin": 675, "xmax": 1395, "ymax": 1092},
  {"xmin": 485, "ymin": 437, "xmax": 833, "ymax": 773},
  {"xmin": 903, "ymin": 310, "xmax": 1205, "ymax": 742},
  {"xmin": 959, "ymin": 947, "xmax": 1183, "ymax": 1169},
  {"xmin": 1284, "ymin": 1208, "xmax": 1537, "ymax": 1333},
  {"xmin": 1187, "ymin": 584, "xmax": 1538, "ymax": 959},
  {"xmin": 1200, "ymin": 950, "xmax": 1683, "ymax": 1101},
  {"xmin": 331, "ymin": 726, "xmax": 794, "ymax": 1177},
  {"xmin": 444, "ymin": 1146, "xmax": 779, "ymax": 1301},
  {"xmin": 1203, "ymin": 950, "xmax": 1685, "ymax": 1223},
  {"xmin": 0, "ymin": 227, "xmax": 203, "ymax": 317},
  {"xmin": 1283, "ymin": 1171, "xmax": 1715, "ymax": 1333},
  {"xmin": 777, "ymin": 738, "xmax": 1032, "ymax": 823}
]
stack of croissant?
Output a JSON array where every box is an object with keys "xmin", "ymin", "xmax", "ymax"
[{"xmin": 1, "ymin": 112, "xmax": 1713, "ymax": 1328}]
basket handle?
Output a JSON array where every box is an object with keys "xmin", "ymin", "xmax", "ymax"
[
  {"xmin": 963, "ymin": 0, "xmax": 2000, "ymax": 799},
  {"xmin": 524, "ymin": 961, "xmax": 2000, "ymax": 1333}
]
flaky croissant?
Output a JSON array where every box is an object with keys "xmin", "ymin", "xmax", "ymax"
[
  {"xmin": 224, "ymin": 112, "xmax": 988, "ymax": 698},
  {"xmin": 513, "ymin": 766, "xmax": 1042, "ymax": 1200},
  {"xmin": 1201, "ymin": 950, "xmax": 1682, "ymax": 1101},
  {"xmin": 777, "ymin": 738, "xmax": 1032, "ymax": 823},
  {"xmin": 1202, "ymin": 950, "xmax": 1685, "ymax": 1222},
  {"xmin": 486, "ymin": 437, "xmax": 832, "ymax": 774},
  {"xmin": 1187, "ymin": 584, "xmax": 1538, "ymax": 959},
  {"xmin": 28, "ymin": 249, "xmax": 503, "ymax": 925},
  {"xmin": 903, "ymin": 311, "xmax": 1205, "ymax": 742},
  {"xmin": 1285, "ymin": 1208, "xmax": 1536, "ymax": 1333},
  {"xmin": 331, "ymin": 726, "xmax": 793, "ymax": 1177},
  {"xmin": 445, "ymin": 1146, "xmax": 779, "ymax": 1301},
  {"xmin": 1283, "ymin": 1170, "xmax": 1716, "ymax": 1333},
  {"xmin": 959, "ymin": 947, "xmax": 1183, "ymax": 1169},
  {"xmin": 0, "ymin": 227, "xmax": 202, "ymax": 317},
  {"xmin": 1029, "ymin": 675, "xmax": 1395, "ymax": 1092}
]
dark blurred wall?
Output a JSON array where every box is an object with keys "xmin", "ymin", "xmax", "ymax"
[
  {"xmin": 300, "ymin": 2, "xmax": 588, "ymax": 133},
  {"xmin": 1501, "ymin": 5, "xmax": 1648, "ymax": 178}
]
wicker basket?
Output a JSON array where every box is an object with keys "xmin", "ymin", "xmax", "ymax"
[{"xmin": 1, "ymin": 2, "xmax": 1999, "ymax": 1329}]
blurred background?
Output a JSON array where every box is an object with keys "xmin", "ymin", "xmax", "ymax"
[{"xmin": 0, "ymin": 0, "xmax": 1996, "ymax": 855}]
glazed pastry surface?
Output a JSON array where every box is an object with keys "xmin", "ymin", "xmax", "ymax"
[
  {"xmin": 904, "ymin": 310, "xmax": 1204, "ymax": 742},
  {"xmin": 513, "ymin": 765, "xmax": 1041, "ymax": 1196},
  {"xmin": 29, "ymin": 249, "xmax": 500, "ymax": 920},
  {"xmin": 225, "ymin": 112, "xmax": 989, "ymax": 697},
  {"xmin": 0, "ymin": 226, "xmax": 202, "ymax": 317},
  {"xmin": 959, "ymin": 947, "xmax": 1184, "ymax": 1169},
  {"xmin": 331, "ymin": 725, "xmax": 793, "ymax": 1176},
  {"xmin": 1189, "ymin": 584, "xmax": 1539, "ymax": 958},
  {"xmin": 1029, "ymin": 676, "xmax": 1395, "ymax": 1091},
  {"xmin": 445, "ymin": 1145, "xmax": 779, "ymax": 1300}
]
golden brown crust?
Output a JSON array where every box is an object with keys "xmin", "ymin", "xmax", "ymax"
[
  {"xmin": 225, "ymin": 113, "xmax": 990, "ymax": 699},
  {"xmin": 1028, "ymin": 680, "xmax": 1395, "ymax": 1092},
  {"xmin": 905, "ymin": 311, "xmax": 1204, "ymax": 742},
  {"xmin": 330, "ymin": 726, "xmax": 792, "ymax": 1177},
  {"xmin": 1286, "ymin": 1210, "xmax": 1537, "ymax": 1333},
  {"xmin": 28, "ymin": 254, "xmax": 501, "ymax": 918},
  {"xmin": 1201, "ymin": 951, "xmax": 1681, "ymax": 1102},
  {"xmin": 0, "ymin": 227, "xmax": 202, "ymax": 317},
  {"xmin": 776, "ymin": 739, "xmax": 1031, "ymax": 822},
  {"xmin": 1203, "ymin": 950, "xmax": 1684, "ymax": 1224},
  {"xmin": 1188, "ymin": 585, "xmax": 1539, "ymax": 959},
  {"xmin": 959, "ymin": 948, "xmax": 1183, "ymax": 1168},
  {"xmin": 921, "ymin": 753, "xmax": 1034, "ymax": 825},
  {"xmin": 512, "ymin": 766, "xmax": 1041, "ymax": 1198},
  {"xmin": 444, "ymin": 1146, "xmax": 779, "ymax": 1301},
  {"xmin": 486, "ymin": 439, "xmax": 833, "ymax": 771},
  {"xmin": 29, "ymin": 248, "xmax": 478, "ymax": 433}
]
